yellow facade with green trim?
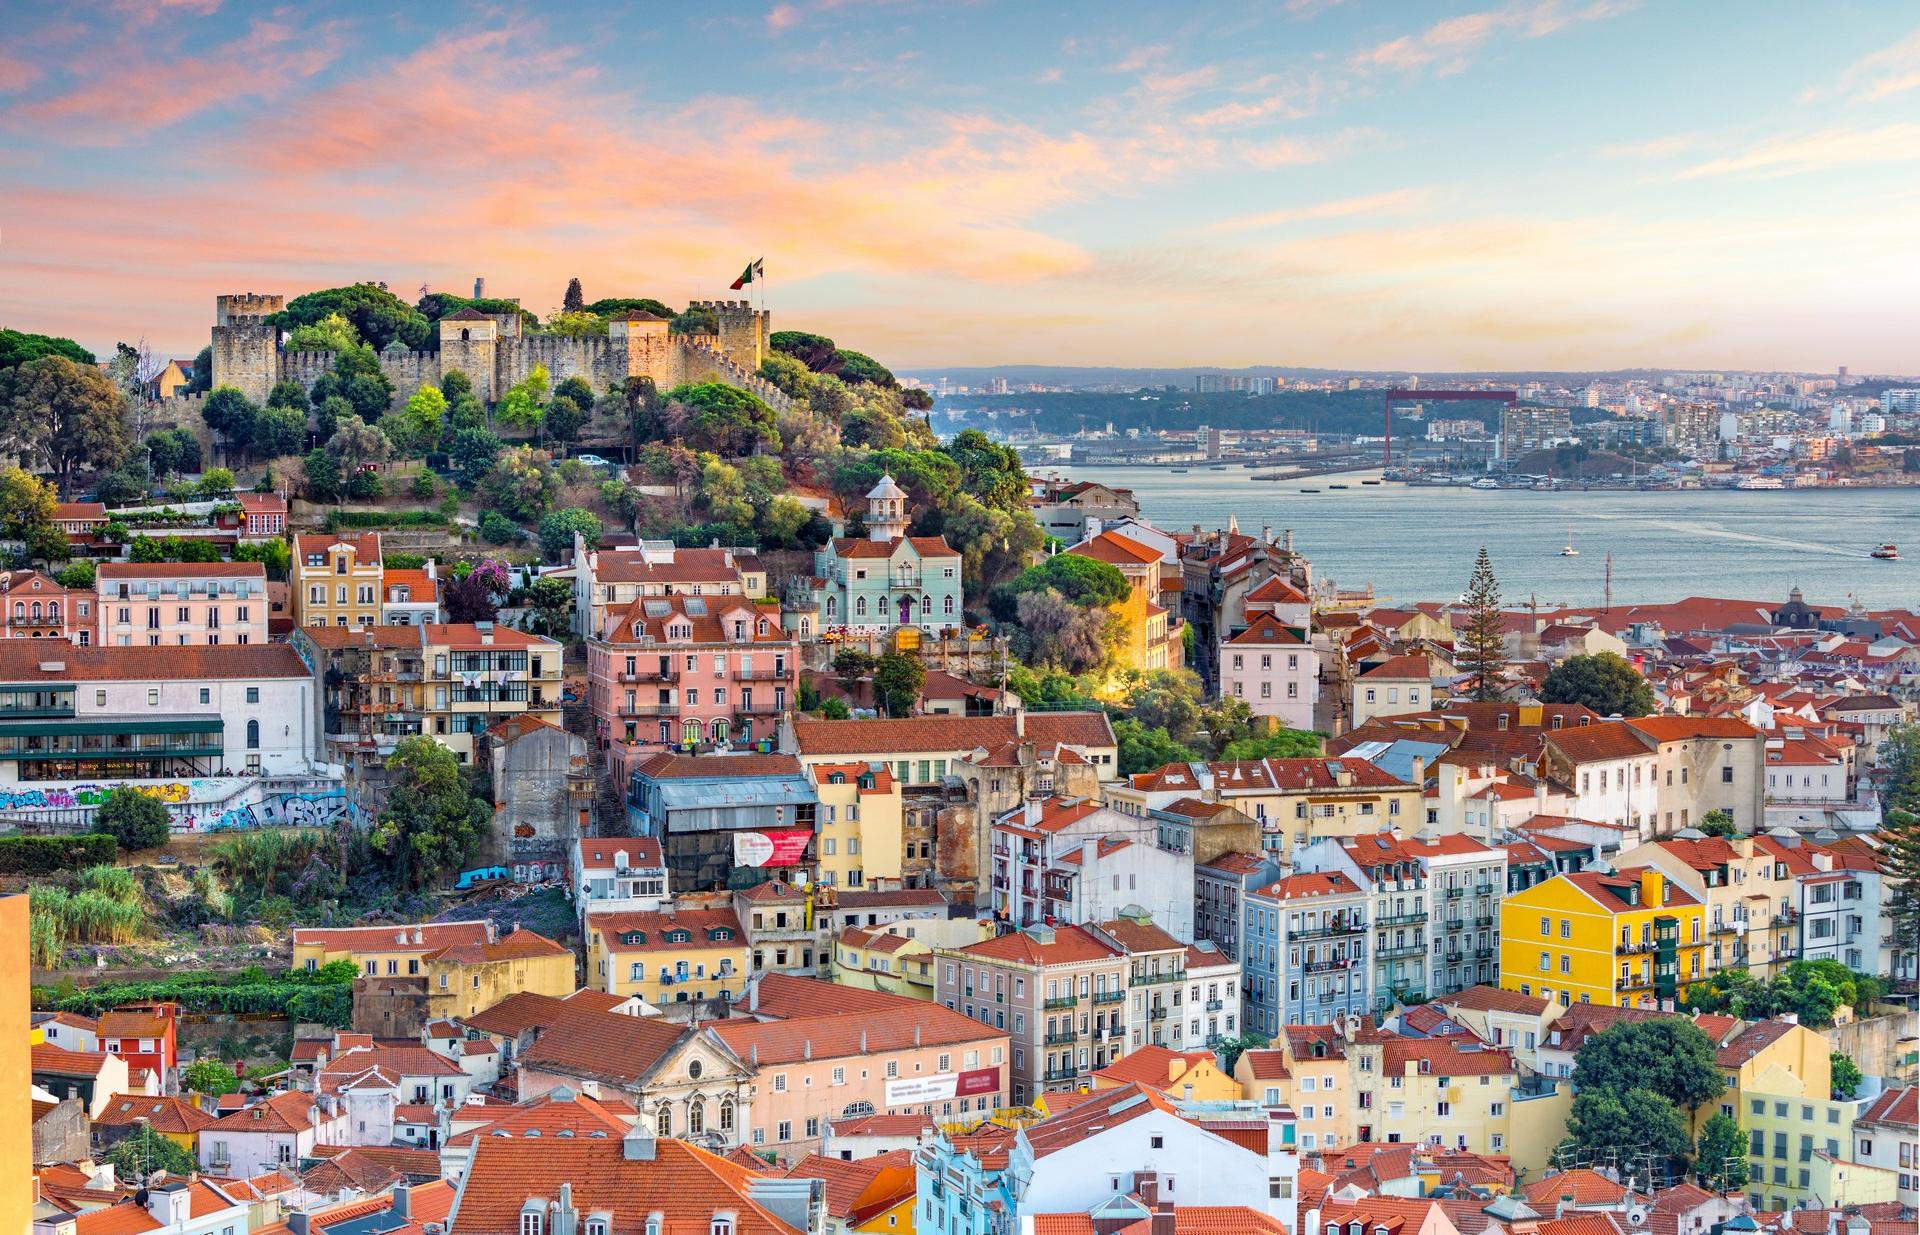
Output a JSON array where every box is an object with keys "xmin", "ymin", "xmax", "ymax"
[{"xmin": 1498, "ymin": 867, "xmax": 1708, "ymax": 1009}]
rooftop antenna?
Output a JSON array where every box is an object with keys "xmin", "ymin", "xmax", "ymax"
[{"xmin": 1604, "ymin": 551, "xmax": 1614, "ymax": 614}]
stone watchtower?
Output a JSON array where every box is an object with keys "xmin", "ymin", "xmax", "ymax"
[
  {"xmin": 689, "ymin": 299, "xmax": 770, "ymax": 371},
  {"xmin": 211, "ymin": 293, "xmax": 284, "ymax": 403},
  {"xmin": 438, "ymin": 308, "xmax": 499, "ymax": 402},
  {"xmin": 608, "ymin": 310, "xmax": 673, "ymax": 387}
]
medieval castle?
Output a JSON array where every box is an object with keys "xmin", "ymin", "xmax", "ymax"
[{"xmin": 206, "ymin": 291, "xmax": 792, "ymax": 411}]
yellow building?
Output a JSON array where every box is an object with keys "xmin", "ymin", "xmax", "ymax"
[
  {"xmin": 1499, "ymin": 866, "xmax": 1708, "ymax": 1010},
  {"xmin": 1275, "ymin": 1025, "xmax": 1352, "ymax": 1153},
  {"xmin": 832, "ymin": 926, "xmax": 936, "ymax": 999},
  {"xmin": 1616, "ymin": 834, "xmax": 1797, "ymax": 979},
  {"xmin": 292, "ymin": 919, "xmax": 498, "ymax": 975},
  {"xmin": 421, "ymin": 927, "xmax": 577, "ymax": 1020},
  {"xmin": 294, "ymin": 531, "xmax": 385, "ymax": 628},
  {"xmin": 809, "ymin": 761, "xmax": 904, "ymax": 891},
  {"xmin": 1065, "ymin": 530, "xmax": 1183, "ymax": 676},
  {"xmin": 91, "ymin": 1094, "xmax": 216, "ymax": 1156},
  {"xmin": 1090, "ymin": 1044, "xmax": 1239, "ymax": 1101},
  {"xmin": 586, "ymin": 907, "xmax": 749, "ymax": 1006},
  {"xmin": 2, "ymin": 895, "xmax": 29, "ymax": 1235},
  {"xmin": 1348, "ymin": 1034, "xmax": 1520, "ymax": 1155}
]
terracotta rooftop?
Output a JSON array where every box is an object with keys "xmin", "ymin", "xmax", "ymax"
[
  {"xmin": 791, "ymin": 712, "xmax": 1115, "ymax": 756},
  {"xmin": 0, "ymin": 642, "xmax": 308, "ymax": 682}
]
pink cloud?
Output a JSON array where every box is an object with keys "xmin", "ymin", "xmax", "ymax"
[
  {"xmin": 15, "ymin": 16, "xmax": 345, "ymax": 140},
  {"xmin": 0, "ymin": 53, "xmax": 42, "ymax": 93},
  {"xmin": 1351, "ymin": 0, "xmax": 1636, "ymax": 74}
]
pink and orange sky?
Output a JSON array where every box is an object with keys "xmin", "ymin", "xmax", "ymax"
[{"xmin": 3, "ymin": 1, "xmax": 1917, "ymax": 373}]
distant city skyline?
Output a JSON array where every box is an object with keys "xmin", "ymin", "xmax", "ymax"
[{"xmin": 2, "ymin": 2, "xmax": 1917, "ymax": 371}]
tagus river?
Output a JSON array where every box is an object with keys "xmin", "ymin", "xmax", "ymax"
[{"xmin": 1060, "ymin": 466, "xmax": 1920, "ymax": 611}]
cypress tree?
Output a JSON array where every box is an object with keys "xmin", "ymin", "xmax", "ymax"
[{"xmin": 563, "ymin": 278, "xmax": 585, "ymax": 313}]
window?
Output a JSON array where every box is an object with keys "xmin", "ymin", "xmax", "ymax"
[{"xmin": 522, "ymin": 1213, "xmax": 544, "ymax": 1235}]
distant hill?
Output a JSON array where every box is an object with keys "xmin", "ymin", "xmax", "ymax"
[{"xmin": 900, "ymin": 364, "xmax": 1771, "ymax": 387}]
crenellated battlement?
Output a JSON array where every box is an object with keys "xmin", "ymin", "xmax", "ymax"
[{"xmin": 216, "ymin": 293, "xmax": 285, "ymax": 326}]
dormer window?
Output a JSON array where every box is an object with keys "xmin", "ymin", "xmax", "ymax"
[
  {"xmin": 712, "ymin": 1215, "xmax": 736, "ymax": 1235},
  {"xmin": 521, "ymin": 1204, "xmax": 545, "ymax": 1235},
  {"xmin": 667, "ymin": 929, "xmax": 691, "ymax": 943},
  {"xmin": 622, "ymin": 931, "xmax": 647, "ymax": 945},
  {"xmin": 710, "ymin": 928, "xmax": 733, "ymax": 941},
  {"xmin": 587, "ymin": 1220, "xmax": 610, "ymax": 1235}
]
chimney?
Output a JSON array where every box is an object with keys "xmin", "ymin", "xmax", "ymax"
[
  {"xmin": 1025, "ymin": 798, "xmax": 1043, "ymax": 827},
  {"xmin": 146, "ymin": 1182, "xmax": 192, "ymax": 1227},
  {"xmin": 1639, "ymin": 868, "xmax": 1664, "ymax": 908},
  {"xmin": 747, "ymin": 1177, "xmax": 821, "ymax": 1234},
  {"xmin": 392, "ymin": 1184, "xmax": 410, "ymax": 1221},
  {"xmin": 289, "ymin": 1214, "xmax": 312, "ymax": 1235}
]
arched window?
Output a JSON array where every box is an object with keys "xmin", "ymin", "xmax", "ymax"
[
  {"xmin": 943, "ymin": 596, "xmax": 955, "ymax": 615},
  {"xmin": 919, "ymin": 594, "xmax": 931, "ymax": 616},
  {"xmin": 246, "ymin": 719, "xmax": 260, "ymax": 749},
  {"xmin": 10, "ymin": 603, "xmax": 21, "ymax": 620},
  {"xmin": 718, "ymin": 1096, "xmax": 735, "ymax": 1133},
  {"xmin": 824, "ymin": 598, "xmax": 836, "ymax": 619},
  {"xmin": 854, "ymin": 597, "xmax": 867, "ymax": 617},
  {"xmin": 30, "ymin": 602, "xmax": 41, "ymax": 621},
  {"xmin": 688, "ymin": 1100, "xmax": 705, "ymax": 1136},
  {"xmin": 47, "ymin": 602, "xmax": 59, "ymax": 621},
  {"xmin": 682, "ymin": 719, "xmax": 701, "ymax": 744},
  {"xmin": 656, "ymin": 1104, "xmax": 673, "ymax": 1136},
  {"xmin": 460, "ymin": 328, "xmax": 472, "ymax": 342},
  {"xmin": 711, "ymin": 719, "xmax": 729, "ymax": 743}
]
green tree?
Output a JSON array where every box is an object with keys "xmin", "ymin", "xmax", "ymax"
[
  {"xmin": 582, "ymin": 297, "xmax": 675, "ymax": 320},
  {"xmin": 198, "ymin": 466, "xmax": 236, "ymax": 496},
  {"xmin": 1220, "ymin": 729, "xmax": 1327, "ymax": 760},
  {"xmin": 55, "ymin": 560, "xmax": 96, "ymax": 590},
  {"xmin": 0, "ymin": 465, "xmax": 60, "ymax": 546},
  {"xmin": 1114, "ymin": 718, "xmax": 1203, "ymax": 776},
  {"xmin": 233, "ymin": 538, "xmax": 292, "ymax": 577},
  {"xmin": 563, "ymin": 278, "xmax": 586, "ymax": 313},
  {"xmin": 1561, "ymin": 1086, "xmax": 1693, "ymax": 1177},
  {"xmin": 942, "ymin": 429, "xmax": 1028, "ymax": 514},
  {"xmin": 1830, "ymin": 1051, "xmax": 1863, "ymax": 1099},
  {"xmin": 1692, "ymin": 1112, "xmax": 1751, "ymax": 1191},
  {"xmin": 538, "ymin": 507, "xmax": 602, "ymax": 561},
  {"xmin": 345, "ymin": 468, "xmax": 384, "ymax": 500},
  {"xmin": 0, "ymin": 355, "xmax": 132, "ymax": 484},
  {"xmin": 0, "ymin": 327, "xmax": 94, "ymax": 369},
  {"xmin": 991, "ymin": 553, "xmax": 1128, "ymax": 621},
  {"xmin": 818, "ymin": 696, "xmax": 852, "ymax": 720},
  {"xmin": 449, "ymin": 427, "xmax": 504, "ymax": 488},
  {"xmin": 183, "ymin": 1057, "xmax": 240, "ymax": 1096},
  {"xmin": 201, "ymin": 386, "xmax": 259, "ymax": 454},
  {"xmin": 370, "ymin": 737, "xmax": 487, "ymax": 890},
  {"xmin": 1698, "ymin": 808, "xmax": 1737, "ymax": 837},
  {"xmin": 144, "ymin": 427, "xmax": 200, "ymax": 477},
  {"xmin": 95, "ymin": 788, "xmax": 171, "ymax": 851},
  {"xmin": 496, "ymin": 364, "xmax": 551, "ymax": 434},
  {"xmin": 481, "ymin": 447, "xmax": 559, "ymax": 522},
  {"xmin": 303, "ymin": 449, "xmax": 343, "ymax": 503},
  {"xmin": 543, "ymin": 311, "xmax": 607, "ymax": 338},
  {"xmin": 833, "ymin": 649, "xmax": 877, "ymax": 699},
  {"xmin": 105, "ymin": 1122, "xmax": 198, "ymax": 1180},
  {"xmin": 1212, "ymin": 1031, "xmax": 1270, "ymax": 1073},
  {"xmin": 478, "ymin": 510, "xmax": 520, "ymax": 545},
  {"xmin": 285, "ymin": 311, "xmax": 359, "ymax": 353},
  {"xmin": 1881, "ymin": 723, "xmax": 1920, "ymax": 956},
  {"xmin": 186, "ymin": 345, "xmax": 213, "ymax": 394},
  {"xmin": 277, "ymin": 284, "xmax": 430, "ymax": 352},
  {"xmin": 325, "ymin": 419, "xmax": 392, "ymax": 473},
  {"xmin": 758, "ymin": 352, "xmax": 816, "ymax": 400},
  {"xmin": 266, "ymin": 380, "xmax": 309, "ymax": 411},
  {"xmin": 1541, "ymin": 652, "xmax": 1655, "ymax": 717},
  {"xmin": 668, "ymin": 382, "xmax": 779, "ymax": 456},
  {"xmin": 1573, "ymin": 1019, "xmax": 1723, "ymax": 1112},
  {"xmin": 770, "ymin": 329, "xmax": 838, "ymax": 370},
  {"xmin": 873, "ymin": 652, "xmax": 927, "ymax": 718},
  {"xmin": 1460, "ymin": 547, "xmax": 1506, "ymax": 701},
  {"xmin": 394, "ymin": 385, "xmax": 448, "ymax": 455},
  {"xmin": 250, "ymin": 405, "xmax": 308, "ymax": 458}
]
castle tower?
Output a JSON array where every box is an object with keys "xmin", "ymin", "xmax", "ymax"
[
  {"xmin": 211, "ymin": 293, "xmax": 285, "ymax": 403},
  {"xmin": 866, "ymin": 474, "xmax": 908, "ymax": 542},
  {"xmin": 691, "ymin": 299, "xmax": 770, "ymax": 372},
  {"xmin": 438, "ymin": 308, "xmax": 500, "ymax": 402},
  {"xmin": 609, "ymin": 310, "xmax": 672, "ymax": 388}
]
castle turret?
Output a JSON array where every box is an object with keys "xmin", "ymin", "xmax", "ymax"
[
  {"xmin": 211, "ymin": 293, "xmax": 285, "ymax": 403},
  {"xmin": 438, "ymin": 308, "xmax": 499, "ymax": 402},
  {"xmin": 866, "ymin": 474, "xmax": 908, "ymax": 542},
  {"xmin": 609, "ymin": 310, "xmax": 673, "ymax": 387},
  {"xmin": 688, "ymin": 299, "xmax": 770, "ymax": 372}
]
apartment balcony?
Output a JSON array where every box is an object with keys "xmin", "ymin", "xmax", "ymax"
[
  {"xmin": 1148, "ymin": 1005, "xmax": 1168, "ymax": 1020},
  {"xmin": 624, "ymin": 702, "xmax": 680, "ymax": 716},
  {"xmin": 619, "ymin": 667, "xmax": 680, "ymax": 683},
  {"xmin": 735, "ymin": 698, "xmax": 788, "ymax": 716},
  {"xmin": 1474, "ymin": 915, "xmax": 1495, "ymax": 929},
  {"xmin": 1474, "ymin": 883, "xmax": 1497, "ymax": 896},
  {"xmin": 1042, "ymin": 995, "xmax": 1078, "ymax": 1010},
  {"xmin": 1444, "ymin": 887, "xmax": 1465, "ymax": 900},
  {"xmin": 1376, "ymin": 943, "xmax": 1425, "ymax": 960},
  {"xmin": 1293, "ymin": 920, "xmax": 1366, "ymax": 941},
  {"xmin": 1092, "ymin": 990, "xmax": 1125, "ymax": 1005},
  {"xmin": 1204, "ymin": 998, "xmax": 1224, "ymax": 1011},
  {"xmin": 1711, "ymin": 922, "xmax": 1739, "ymax": 936},
  {"xmin": 1043, "ymin": 1030, "xmax": 1077, "ymax": 1045},
  {"xmin": 1304, "ymin": 957, "xmax": 1357, "ymax": 974},
  {"xmin": 1375, "ymin": 911, "xmax": 1425, "ymax": 928},
  {"xmin": 1616, "ymin": 940, "xmax": 1661, "ymax": 955},
  {"xmin": 1475, "ymin": 946, "xmax": 1494, "ymax": 960},
  {"xmin": 1130, "ymin": 969, "xmax": 1185, "ymax": 986},
  {"xmin": 884, "ymin": 574, "xmax": 926, "ymax": 591},
  {"xmin": 735, "ymin": 666, "xmax": 788, "ymax": 681},
  {"xmin": 1041, "ymin": 1067, "xmax": 1079, "ymax": 1083},
  {"xmin": 1771, "ymin": 911, "xmax": 1800, "ymax": 927}
]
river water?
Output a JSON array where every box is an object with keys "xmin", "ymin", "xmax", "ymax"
[{"xmin": 1059, "ymin": 466, "xmax": 1920, "ymax": 611}]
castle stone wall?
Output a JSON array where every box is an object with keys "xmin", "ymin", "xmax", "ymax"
[
  {"xmin": 216, "ymin": 293, "xmax": 284, "ymax": 327},
  {"xmin": 379, "ymin": 351, "xmax": 438, "ymax": 405},
  {"xmin": 690, "ymin": 300, "xmax": 769, "ymax": 372},
  {"xmin": 278, "ymin": 350, "xmax": 336, "ymax": 393},
  {"xmin": 495, "ymin": 336, "xmax": 624, "ymax": 393},
  {"xmin": 440, "ymin": 335, "xmax": 497, "ymax": 402}
]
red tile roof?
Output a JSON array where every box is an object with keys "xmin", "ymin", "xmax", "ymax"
[
  {"xmin": 792, "ymin": 712, "xmax": 1115, "ymax": 756},
  {"xmin": 577, "ymin": 836, "xmax": 666, "ymax": 871},
  {"xmin": 1522, "ymin": 1169, "xmax": 1631, "ymax": 1206},
  {"xmin": 1856, "ymin": 1086, "xmax": 1915, "ymax": 1128},
  {"xmin": 96, "ymin": 561, "xmax": 266, "ymax": 580},
  {"xmin": 1360, "ymin": 655, "xmax": 1433, "ymax": 679},
  {"xmin": 951, "ymin": 922, "xmax": 1123, "ymax": 967},
  {"xmin": 1091, "ymin": 1045, "xmax": 1215, "ymax": 1091},
  {"xmin": 0, "ymin": 642, "xmax": 308, "ymax": 682},
  {"xmin": 591, "ymin": 907, "xmax": 746, "ymax": 952},
  {"xmin": 293, "ymin": 920, "xmax": 491, "ymax": 953},
  {"xmin": 633, "ymin": 752, "xmax": 804, "ymax": 779},
  {"xmin": 711, "ymin": 979, "xmax": 1001, "ymax": 1065},
  {"xmin": 1240, "ymin": 1049, "xmax": 1290, "ymax": 1080},
  {"xmin": 92, "ymin": 1094, "xmax": 216, "ymax": 1133},
  {"xmin": 1438, "ymin": 985, "xmax": 1551, "ymax": 1016},
  {"xmin": 1252, "ymin": 871, "xmax": 1363, "ymax": 902},
  {"xmin": 204, "ymin": 1090, "xmax": 319, "ymax": 1133},
  {"xmin": 445, "ymin": 1088, "xmax": 635, "ymax": 1147},
  {"xmin": 1068, "ymin": 530, "xmax": 1162, "ymax": 566}
]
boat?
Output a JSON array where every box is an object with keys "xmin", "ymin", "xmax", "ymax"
[
  {"xmin": 1208, "ymin": 464, "xmax": 1228, "ymax": 471},
  {"xmin": 1470, "ymin": 478, "xmax": 1500, "ymax": 490},
  {"xmin": 1299, "ymin": 488, "xmax": 1320, "ymax": 493},
  {"xmin": 1170, "ymin": 468, "xmax": 1189, "ymax": 473},
  {"xmin": 1328, "ymin": 483, "xmax": 1349, "ymax": 489},
  {"xmin": 1361, "ymin": 479, "xmax": 1381, "ymax": 485},
  {"xmin": 1871, "ymin": 543, "xmax": 1900, "ymax": 560},
  {"xmin": 1560, "ymin": 527, "xmax": 1579, "ymax": 557}
]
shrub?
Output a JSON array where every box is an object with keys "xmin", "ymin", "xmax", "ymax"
[
  {"xmin": 0, "ymin": 833, "xmax": 116, "ymax": 876},
  {"xmin": 479, "ymin": 510, "xmax": 521, "ymax": 545},
  {"xmin": 94, "ymin": 789, "xmax": 171, "ymax": 851}
]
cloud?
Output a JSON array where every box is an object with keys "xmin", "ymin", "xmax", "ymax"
[
  {"xmin": 1111, "ymin": 44, "xmax": 1171, "ymax": 73},
  {"xmin": 0, "ymin": 53, "xmax": 42, "ymax": 93},
  {"xmin": 1597, "ymin": 131, "xmax": 1707, "ymax": 159},
  {"xmin": 1187, "ymin": 74, "xmax": 1323, "ymax": 129},
  {"xmin": 1207, "ymin": 188, "xmax": 1426, "ymax": 233},
  {"xmin": 1234, "ymin": 126, "xmax": 1373, "ymax": 168},
  {"xmin": 767, "ymin": 4, "xmax": 800, "ymax": 31},
  {"xmin": 1802, "ymin": 27, "xmax": 1920, "ymax": 101},
  {"xmin": 1136, "ymin": 64, "xmax": 1219, "ymax": 101},
  {"xmin": 1675, "ymin": 122, "xmax": 1920, "ymax": 179},
  {"xmin": 1351, "ymin": 0, "xmax": 1636, "ymax": 75},
  {"xmin": 13, "ymin": 15, "xmax": 345, "ymax": 140}
]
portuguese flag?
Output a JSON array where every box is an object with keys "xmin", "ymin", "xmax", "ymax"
[{"xmin": 729, "ymin": 257, "xmax": 764, "ymax": 290}]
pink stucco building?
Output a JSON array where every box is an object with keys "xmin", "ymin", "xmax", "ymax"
[
  {"xmin": 586, "ymin": 592, "xmax": 799, "ymax": 782},
  {"xmin": 95, "ymin": 562, "xmax": 269, "ymax": 647}
]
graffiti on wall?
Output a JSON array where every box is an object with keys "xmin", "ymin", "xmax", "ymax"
[
  {"xmin": 0, "ymin": 781, "xmax": 193, "ymax": 812},
  {"xmin": 199, "ymin": 790, "xmax": 350, "ymax": 833},
  {"xmin": 0, "ymin": 777, "xmax": 349, "ymax": 833}
]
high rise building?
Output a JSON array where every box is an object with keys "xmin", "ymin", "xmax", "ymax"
[{"xmin": 1498, "ymin": 407, "xmax": 1572, "ymax": 460}]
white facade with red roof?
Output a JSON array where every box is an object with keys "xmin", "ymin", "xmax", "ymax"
[
  {"xmin": 1221, "ymin": 610, "xmax": 1318, "ymax": 730},
  {"xmin": 991, "ymin": 796, "xmax": 1194, "ymax": 940},
  {"xmin": 569, "ymin": 537, "xmax": 767, "ymax": 640}
]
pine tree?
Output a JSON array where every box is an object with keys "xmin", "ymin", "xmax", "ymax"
[
  {"xmin": 1880, "ymin": 723, "xmax": 1920, "ymax": 970},
  {"xmin": 563, "ymin": 278, "xmax": 585, "ymax": 313},
  {"xmin": 1461, "ymin": 546, "xmax": 1507, "ymax": 701}
]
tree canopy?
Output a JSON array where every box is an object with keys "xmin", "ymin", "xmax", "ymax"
[
  {"xmin": 666, "ymin": 382, "xmax": 779, "ymax": 456},
  {"xmin": 95, "ymin": 788, "xmax": 172, "ymax": 852},
  {"xmin": 277, "ymin": 284, "xmax": 430, "ymax": 351},
  {"xmin": 1541, "ymin": 652, "xmax": 1655, "ymax": 717},
  {"xmin": 0, "ymin": 327, "xmax": 94, "ymax": 369},
  {"xmin": 1680, "ymin": 960, "xmax": 1885, "ymax": 1028},
  {"xmin": 1572, "ymin": 1018, "xmax": 1723, "ymax": 1111},
  {"xmin": 991, "ymin": 553, "xmax": 1129, "ymax": 621},
  {"xmin": 369, "ymin": 737, "xmax": 487, "ymax": 889},
  {"xmin": 1460, "ymin": 547, "xmax": 1506, "ymax": 701},
  {"xmin": 0, "ymin": 355, "xmax": 131, "ymax": 484}
]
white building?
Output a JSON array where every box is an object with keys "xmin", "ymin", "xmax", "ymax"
[
  {"xmin": 570, "ymin": 835, "xmax": 670, "ymax": 923},
  {"xmin": 1220, "ymin": 615, "xmax": 1317, "ymax": 731},
  {"xmin": 1851, "ymin": 1087, "xmax": 1917, "ymax": 1207},
  {"xmin": 0, "ymin": 643, "xmax": 317, "ymax": 788},
  {"xmin": 200, "ymin": 1091, "xmax": 344, "ymax": 1178},
  {"xmin": 990, "ymin": 797, "xmax": 1194, "ymax": 940},
  {"xmin": 1541, "ymin": 722, "xmax": 1661, "ymax": 841}
]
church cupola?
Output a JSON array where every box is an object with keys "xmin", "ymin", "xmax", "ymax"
[{"xmin": 866, "ymin": 474, "xmax": 909, "ymax": 542}]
